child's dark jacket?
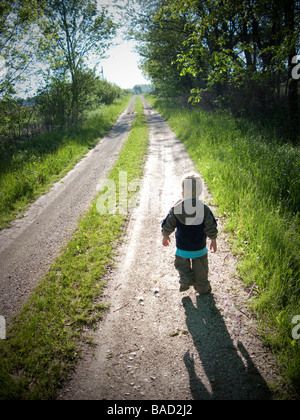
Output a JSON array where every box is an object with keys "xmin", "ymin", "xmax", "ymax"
[{"xmin": 161, "ymin": 197, "xmax": 218, "ymax": 252}]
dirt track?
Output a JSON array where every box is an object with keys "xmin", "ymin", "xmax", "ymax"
[
  {"xmin": 58, "ymin": 98, "xmax": 280, "ymax": 400},
  {"xmin": 0, "ymin": 97, "xmax": 136, "ymax": 321}
]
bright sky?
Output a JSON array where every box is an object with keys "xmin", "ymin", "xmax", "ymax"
[
  {"xmin": 97, "ymin": 0, "xmax": 149, "ymax": 89},
  {"xmin": 99, "ymin": 39, "xmax": 149, "ymax": 89}
]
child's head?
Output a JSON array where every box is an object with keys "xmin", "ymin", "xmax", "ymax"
[{"xmin": 181, "ymin": 172, "xmax": 202, "ymax": 198}]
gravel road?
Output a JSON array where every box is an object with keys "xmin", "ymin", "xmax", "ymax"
[
  {"xmin": 0, "ymin": 97, "xmax": 136, "ymax": 321},
  {"xmin": 58, "ymin": 97, "xmax": 280, "ymax": 400}
]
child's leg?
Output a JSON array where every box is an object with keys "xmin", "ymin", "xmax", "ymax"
[
  {"xmin": 192, "ymin": 254, "xmax": 211, "ymax": 294},
  {"xmin": 174, "ymin": 255, "xmax": 194, "ymax": 290}
]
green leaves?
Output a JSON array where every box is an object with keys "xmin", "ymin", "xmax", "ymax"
[
  {"xmin": 36, "ymin": 0, "xmax": 117, "ymax": 124},
  {"xmin": 1, "ymin": 0, "xmax": 119, "ymax": 134},
  {"xmin": 38, "ymin": 0, "xmax": 117, "ymax": 70},
  {"xmin": 133, "ymin": 0, "xmax": 299, "ymax": 139}
]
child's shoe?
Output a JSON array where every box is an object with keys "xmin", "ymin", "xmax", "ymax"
[
  {"xmin": 179, "ymin": 284, "xmax": 190, "ymax": 292},
  {"xmin": 193, "ymin": 284, "xmax": 212, "ymax": 295}
]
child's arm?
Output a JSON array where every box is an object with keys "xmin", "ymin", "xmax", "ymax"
[
  {"xmin": 161, "ymin": 209, "xmax": 177, "ymax": 246},
  {"xmin": 204, "ymin": 205, "xmax": 218, "ymax": 252}
]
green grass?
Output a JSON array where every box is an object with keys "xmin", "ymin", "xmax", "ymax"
[
  {"xmin": 146, "ymin": 95, "xmax": 300, "ymax": 398},
  {"xmin": 0, "ymin": 96, "xmax": 149, "ymax": 400},
  {"xmin": 0, "ymin": 96, "xmax": 131, "ymax": 230}
]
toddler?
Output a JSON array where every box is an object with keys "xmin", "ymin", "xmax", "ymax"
[{"xmin": 161, "ymin": 172, "xmax": 218, "ymax": 294}]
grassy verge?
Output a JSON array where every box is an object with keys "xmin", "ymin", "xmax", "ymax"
[
  {"xmin": 146, "ymin": 95, "xmax": 300, "ymax": 398},
  {"xmin": 0, "ymin": 96, "xmax": 131, "ymax": 230},
  {"xmin": 0, "ymin": 96, "xmax": 149, "ymax": 400}
]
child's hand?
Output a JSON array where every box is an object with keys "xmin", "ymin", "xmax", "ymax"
[
  {"xmin": 210, "ymin": 239, "xmax": 217, "ymax": 253},
  {"xmin": 162, "ymin": 236, "xmax": 171, "ymax": 247}
]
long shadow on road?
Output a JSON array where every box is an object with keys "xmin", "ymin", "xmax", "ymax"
[{"xmin": 182, "ymin": 295, "xmax": 273, "ymax": 400}]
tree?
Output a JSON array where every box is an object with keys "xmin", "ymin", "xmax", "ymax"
[
  {"xmin": 0, "ymin": 0, "xmax": 41, "ymax": 98},
  {"xmin": 38, "ymin": 0, "xmax": 117, "ymax": 124},
  {"xmin": 0, "ymin": 0, "xmax": 44, "ymax": 140},
  {"xmin": 132, "ymin": 0, "xmax": 299, "ymax": 141},
  {"xmin": 95, "ymin": 79, "xmax": 122, "ymax": 105},
  {"xmin": 128, "ymin": 0, "xmax": 194, "ymax": 97}
]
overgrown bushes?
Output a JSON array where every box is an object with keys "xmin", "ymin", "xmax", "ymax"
[
  {"xmin": 0, "ymin": 71, "xmax": 124, "ymax": 144},
  {"xmin": 36, "ymin": 72, "xmax": 124, "ymax": 130}
]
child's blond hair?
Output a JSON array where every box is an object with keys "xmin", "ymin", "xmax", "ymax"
[{"xmin": 181, "ymin": 171, "xmax": 202, "ymax": 198}]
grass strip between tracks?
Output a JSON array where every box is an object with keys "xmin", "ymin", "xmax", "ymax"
[{"xmin": 0, "ymin": 96, "xmax": 149, "ymax": 400}]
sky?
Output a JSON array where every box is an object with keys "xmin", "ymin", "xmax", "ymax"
[
  {"xmin": 99, "ymin": 38, "xmax": 149, "ymax": 89},
  {"xmin": 97, "ymin": 0, "xmax": 149, "ymax": 89}
]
